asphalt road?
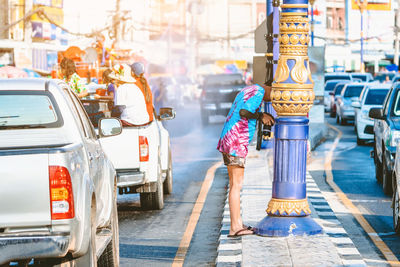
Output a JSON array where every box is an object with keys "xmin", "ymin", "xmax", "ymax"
[
  {"xmin": 310, "ymin": 116, "xmax": 400, "ymax": 266},
  {"xmin": 117, "ymin": 102, "xmax": 228, "ymax": 267}
]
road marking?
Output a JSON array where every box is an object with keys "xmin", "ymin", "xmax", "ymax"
[
  {"xmin": 172, "ymin": 161, "xmax": 222, "ymax": 267},
  {"xmin": 325, "ymin": 123, "xmax": 400, "ymax": 266}
]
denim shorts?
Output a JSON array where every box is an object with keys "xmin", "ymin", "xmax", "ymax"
[{"xmin": 222, "ymin": 153, "xmax": 246, "ymax": 168}]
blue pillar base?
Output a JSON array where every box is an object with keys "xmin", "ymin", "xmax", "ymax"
[{"xmin": 253, "ymin": 216, "xmax": 323, "ymax": 237}]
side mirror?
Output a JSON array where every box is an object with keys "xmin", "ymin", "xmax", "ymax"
[
  {"xmin": 98, "ymin": 118, "xmax": 122, "ymax": 137},
  {"xmin": 158, "ymin": 107, "xmax": 176, "ymax": 121},
  {"xmin": 351, "ymin": 101, "xmax": 361, "ymax": 108},
  {"xmin": 329, "ymin": 92, "xmax": 334, "ymax": 96},
  {"xmin": 369, "ymin": 108, "xmax": 384, "ymax": 120}
]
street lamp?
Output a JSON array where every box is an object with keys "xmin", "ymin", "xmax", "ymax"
[
  {"xmin": 254, "ymin": 0, "xmax": 322, "ymax": 237},
  {"xmin": 356, "ymin": 0, "xmax": 368, "ymax": 73},
  {"xmin": 309, "ymin": 0, "xmax": 316, "ymax": 47}
]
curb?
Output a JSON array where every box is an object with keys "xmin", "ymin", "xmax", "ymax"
[{"xmin": 215, "ymin": 171, "xmax": 366, "ymax": 267}]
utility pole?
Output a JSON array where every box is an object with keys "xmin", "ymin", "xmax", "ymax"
[
  {"xmin": 113, "ymin": 0, "xmax": 121, "ymax": 47},
  {"xmin": 24, "ymin": 0, "xmax": 33, "ymax": 43},
  {"xmin": 310, "ymin": 0, "xmax": 315, "ymax": 46},
  {"xmin": 226, "ymin": 0, "xmax": 231, "ymax": 58},
  {"xmin": 356, "ymin": 0, "xmax": 368, "ymax": 73},
  {"xmin": 394, "ymin": 0, "xmax": 400, "ymax": 68}
]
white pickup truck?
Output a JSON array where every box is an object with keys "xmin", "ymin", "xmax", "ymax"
[
  {"xmin": 0, "ymin": 79, "xmax": 120, "ymax": 266},
  {"xmin": 100, "ymin": 105, "xmax": 175, "ymax": 210}
]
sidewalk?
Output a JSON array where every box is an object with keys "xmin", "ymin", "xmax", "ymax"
[{"xmin": 215, "ymin": 146, "xmax": 366, "ymax": 267}]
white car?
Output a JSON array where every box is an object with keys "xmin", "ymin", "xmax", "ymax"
[
  {"xmin": 100, "ymin": 107, "xmax": 175, "ymax": 210},
  {"xmin": 0, "ymin": 78, "xmax": 120, "ymax": 266},
  {"xmin": 352, "ymin": 84, "xmax": 390, "ymax": 145}
]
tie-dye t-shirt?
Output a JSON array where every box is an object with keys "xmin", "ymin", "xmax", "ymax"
[{"xmin": 217, "ymin": 84, "xmax": 265, "ymax": 158}]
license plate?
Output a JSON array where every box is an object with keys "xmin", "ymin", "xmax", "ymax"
[{"xmin": 220, "ymin": 102, "xmax": 232, "ymax": 109}]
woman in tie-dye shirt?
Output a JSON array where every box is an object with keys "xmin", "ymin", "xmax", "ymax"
[{"xmin": 217, "ymin": 83, "xmax": 274, "ymax": 237}]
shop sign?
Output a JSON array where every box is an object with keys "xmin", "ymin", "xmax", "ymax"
[
  {"xmin": 31, "ymin": 5, "xmax": 64, "ymax": 25},
  {"xmin": 51, "ymin": 0, "xmax": 63, "ymax": 8},
  {"xmin": 32, "ymin": 22, "xmax": 43, "ymax": 39},
  {"xmin": 351, "ymin": 0, "xmax": 391, "ymax": 11},
  {"xmin": 33, "ymin": 0, "xmax": 62, "ymax": 8}
]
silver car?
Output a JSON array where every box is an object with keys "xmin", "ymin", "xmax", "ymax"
[
  {"xmin": 336, "ymin": 83, "xmax": 367, "ymax": 125},
  {"xmin": 0, "ymin": 79, "xmax": 120, "ymax": 266}
]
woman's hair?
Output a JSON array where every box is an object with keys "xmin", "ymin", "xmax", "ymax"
[
  {"xmin": 137, "ymin": 74, "xmax": 151, "ymax": 103},
  {"xmin": 60, "ymin": 58, "xmax": 76, "ymax": 78},
  {"xmin": 102, "ymin": 69, "xmax": 113, "ymax": 84}
]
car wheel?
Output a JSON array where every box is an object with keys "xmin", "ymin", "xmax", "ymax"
[
  {"xmin": 341, "ymin": 118, "xmax": 347, "ymax": 125},
  {"xmin": 383, "ymin": 156, "xmax": 393, "ymax": 196},
  {"xmin": 393, "ymin": 181, "xmax": 400, "ymax": 234},
  {"xmin": 140, "ymin": 161, "xmax": 164, "ymax": 210},
  {"xmin": 163, "ymin": 148, "xmax": 173, "ymax": 194},
  {"xmin": 75, "ymin": 202, "xmax": 97, "ymax": 267},
  {"xmin": 98, "ymin": 182, "xmax": 119, "ymax": 267},
  {"xmin": 356, "ymin": 136, "xmax": 364, "ymax": 146},
  {"xmin": 374, "ymin": 145, "xmax": 383, "ymax": 183}
]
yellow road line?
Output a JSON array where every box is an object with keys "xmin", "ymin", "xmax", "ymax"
[
  {"xmin": 172, "ymin": 161, "xmax": 223, "ymax": 267},
  {"xmin": 326, "ymin": 123, "xmax": 400, "ymax": 266}
]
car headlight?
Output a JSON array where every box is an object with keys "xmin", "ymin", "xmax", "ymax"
[
  {"xmin": 389, "ymin": 130, "xmax": 400, "ymax": 147},
  {"xmin": 361, "ymin": 110, "xmax": 369, "ymax": 120}
]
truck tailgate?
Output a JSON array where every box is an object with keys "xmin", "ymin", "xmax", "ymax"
[
  {"xmin": 0, "ymin": 153, "xmax": 51, "ymax": 228},
  {"xmin": 100, "ymin": 129, "xmax": 140, "ymax": 169}
]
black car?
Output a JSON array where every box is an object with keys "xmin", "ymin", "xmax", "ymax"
[
  {"xmin": 370, "ymin": 82, "xmax": 400, "ymax": 195},
  {"xmin": 200, "ymin": 73, "xmax": 245, "ymax": 125}
]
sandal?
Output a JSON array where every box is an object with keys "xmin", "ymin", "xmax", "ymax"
[{"xmin": 228, "ymin": 227, "xmax": 254, "ymax": 238}]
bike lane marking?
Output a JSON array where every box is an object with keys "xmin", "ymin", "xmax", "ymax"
[
  {"xmin": 326, "ymin": 123, "xmax": 400, "ymax": 266},
  {"xmin": 172, "ymin": 161, "xmax": 223, "ymax": 267}
]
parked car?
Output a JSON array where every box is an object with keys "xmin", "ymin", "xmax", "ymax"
[
  {"xmin": 324, "ymin": 72, "xmax": 352, "ymax": 83},
  {"xmin": 352, "ymin": 84, "xmax": 390, "ymax": 145},
  {"xmin": 351, "ymin": 72, "xmax": 374, "ymax": 82},
  {"xmin": 391, "ymin": 145, "xmax": 400, "ymax": 233},
  {"xmin": 336, "ymin": 83, "xmax": 366, "ymax": 125},
  {"xmin": 100, "ymin": 104, "xmax": 175, "ymax": 210},
  {"xmin": 200, "ymin": 73, "xmax": 246, "ymax": 125},
  {"xmin": 0, "ymin": 78, "xmax": 119, "ymax": 266},
  {"xmin": 329, "ymin": 81, "xmax": 351, "ymax": 117},
  {"xmin": 369, "ymin": 82, "xmax": 400, "ymax": 195},
  {"xmin": 374, "ymin": 72, "xmax": 397, "ymax": 83},
  {"xmin": 392, "ymin": 74, "xmax": 400, "ymax": 84},
  {"xmin": 324, "ymin": 79, "xmax": 349, "ymax": 112}
]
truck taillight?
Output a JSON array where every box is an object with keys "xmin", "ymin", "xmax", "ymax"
[
  {"xmin": 139, "ymin": 136, "xmax": 149, "ymax": 162},
  {"xmin": 49, "ymin": 166, "xmax": 75, "ymax": 220}
]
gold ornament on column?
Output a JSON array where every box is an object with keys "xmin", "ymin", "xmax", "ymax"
[{"xmin": 271, "ymin": 5, "xmax": 315, "ymax": 117}]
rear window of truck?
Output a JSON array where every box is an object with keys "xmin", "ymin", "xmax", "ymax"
[{"xmin": 0, "ymin": 91, "xmax": 63, "ymax": 129}]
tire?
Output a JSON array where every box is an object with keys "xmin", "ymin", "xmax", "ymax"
[
  {"xmin": 383, "ymin": 156, "xmax": 393, "ymax": 196},
  {"xmin": 163, "ymin": 148, "xmax": 173, "ymax": 194},
  {"xmin": 393, "ymin": 181, "xmax": 400, "ymax": 234},
  {"xmin": 140, "ymin": 161, "xmax": 164, "ymax": 210},
  {"xmin": 374, "ymin": 145, "xmax": 383, "ymax": 183},
  {"xmin": 75, "ymin": 203, "xmax": 97, "ymax": 267},
  {"xmin": 356, "ymin": 136, "xmax": 363, "ymax": 145},
  {"xmin": 341, "ymin": 118, "xmax": 347, "ymax": 125},
  {"xmin": 98, "ymin": 183, "xmax": 119, "ymax": 267}
]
